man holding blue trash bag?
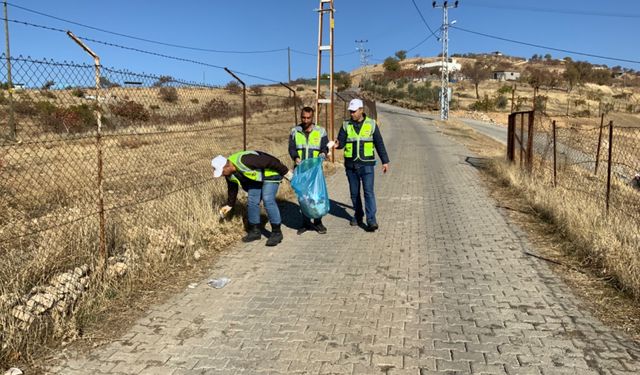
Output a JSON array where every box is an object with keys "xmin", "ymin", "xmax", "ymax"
[
  {"xmin": 211, "ymin": 151, "xmax": 293, "ymax": 247},
  {"xmin": 334, "ymin": 98, "xmax": 389, "ymax": 232},
  {"xmin": 288, "ymin": 106, "xmax": 330, "ymax": 235}
]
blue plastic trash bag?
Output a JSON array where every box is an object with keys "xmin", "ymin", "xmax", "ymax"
[{"xmin": 291, "ymin": 157, "xmax": 329, "ymax": 219}]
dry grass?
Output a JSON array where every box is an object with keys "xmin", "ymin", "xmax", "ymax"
[
  {"xmin": 432, "ymin": 118, "xmax": 640, "ymax": 341},
  {"xmin": 0, "ymin": 81, "xmax": 346, "ymax": 371}
]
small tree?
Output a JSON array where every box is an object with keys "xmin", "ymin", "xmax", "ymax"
[
  {"xmin": 153, "ymin": 75, "xmax": 173, "ymax": 87},
  {"xmin": 463, "ymin": 61, "xmax": 490, "ymax": 99},
  {"xmin": 334, "ymin": 71, "xmax": 352, "ymax": 91},
  {"xmin": 225, "ymin": 81, "xmax": 242, "ymax": 95},
  {"xmin": 395, "ymin": 50, "xmax": 407, "ymax": 61},
  {"xmin": 158, "ymin": 86, "xmax": 179, "ymax": 103},
  {"xmin": 41, "ymin": 80, "xmax": 55, "ymax": 90},
  {"xmin": 383, "ymin": 57, "xmax": 400, "ymax": 72}
]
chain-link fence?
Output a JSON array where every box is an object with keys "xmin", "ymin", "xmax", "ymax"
[
  {"xmin": 0, "ymin": 54, "xmax": 333, "ymax": 361},
  {"xmin": 508, "ymin": 109, "xmax": 640, "ymax": 227}
]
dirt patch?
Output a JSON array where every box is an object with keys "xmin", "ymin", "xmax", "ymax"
[{"xmin": 433, "ymin": 118, "xmax": 640, "ymax": 342}]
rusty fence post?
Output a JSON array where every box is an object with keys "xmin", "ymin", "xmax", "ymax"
[
  {"xmin": 279, "ymin": 82, "xmax": 297, "ymax": 125},
  {"xmin": 3, "ymin": 1, "xmax": 16, "ymax": 140},
  {"xmin": 552, "ymin": 120, "xmax": 557, "ymax": 187},
  {"xmin": 224, "ymin": 68, "xmax": 246, "ymax": 151},
  {"xmin": 526, "ymin": 110, "xmax": 535, "ymax": 173},
  {"xmin": 507, "ymin": 113, "xmax": 515, "ymax": 162},
  {"xmin": 594, "ymin": 113, "xmax": 604, "ymax": 175},
  {"xmin": 67, "ymin": 31, "xmax": 106, "ymax": 269},
  {"xmin": 519, "ymin": 113, "xmax": 524, "ymax": 169},
  {"xmin": 605, "ymin": 120, "xmax": 613, "ymax": 214}
]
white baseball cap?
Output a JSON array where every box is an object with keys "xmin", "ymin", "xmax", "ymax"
[
  {"xmin": 347, "ymin": 98, "xmax": 364, "ymax": 111},
  {"xmin": 211, "ymin": 155, "xmax": 227, "ymax": 178}
]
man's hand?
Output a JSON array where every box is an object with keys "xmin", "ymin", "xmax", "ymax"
[
  {"xmin": 295, "ymin": 158, "xmax": 301, "ymax": 165},
  {"xmin": 218, "ymin": 205, "xmax": 232, "ymax": 218},
  {"xmin": 382, "ymin": 163, "xmax": 389, "ymax": 174},
  {"xmin": 284, "ymin": 170, "xmax": 294, "ymax": 181},
  {"xmin": 329, "ymin": 140, "xmax": 337, "ymax": 148}
]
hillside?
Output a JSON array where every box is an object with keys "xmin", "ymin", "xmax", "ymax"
[{"xmin": 350, "ymin": 53, "xmax": 640, "ymax": 128}]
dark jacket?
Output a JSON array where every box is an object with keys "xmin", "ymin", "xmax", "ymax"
[
  {"xmin": 336, "ymin": 114, "xmax": 390, "ymax": 169},
  {"xmin": 225, "ymin": 151, "xmax": 289, "ymax": 207}
]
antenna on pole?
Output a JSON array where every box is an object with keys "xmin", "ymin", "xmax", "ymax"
[{"xmin": 433, "ymin": 0, "xmax": 458, "ymax": 121}]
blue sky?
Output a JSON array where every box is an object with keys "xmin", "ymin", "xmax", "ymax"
[{"xmin": 2, "ymin": 0, "xmax": 639, "ymax": 86}]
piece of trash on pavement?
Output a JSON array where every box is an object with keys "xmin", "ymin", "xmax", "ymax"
[
  {"xmin": 5, "ymin": 368, "xmax": 23, "ymax": 375},
  {"xmin": 207, "ymin": 277, "xmax": 230, "ymax": 289},
  {"xmin": 187, "ymin": 283, "xmax": 198, "ymax": 289}
]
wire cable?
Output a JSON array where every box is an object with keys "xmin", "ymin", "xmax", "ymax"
[
  {"xmin": 451, "ymin": 26, "xmax": 640, "ymax": 65},
  {"xmin": 465, "ymin": 3, "xmax": 640, "ymax": 19},
  {"xmin": 6, "ymin": 2, "xmax": 289, "ymax": 54},
  {"xmin": 410, "ymin": 0, "xmax": 440, "ymax": 40}
]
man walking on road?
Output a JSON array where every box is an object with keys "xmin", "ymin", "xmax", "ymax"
[
  {"xmin": 211, "ymin": 150, "xmax": 293, "ymax": 246},
  {"xmin": 334, "ymin": 98, "xmax": 389, "ymax": 232},
  {"xmin": 288, "ymin": 106, "xmax": 330, "ymax": 235}
]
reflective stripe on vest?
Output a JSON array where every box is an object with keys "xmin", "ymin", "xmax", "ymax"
[
  {"xmin": 227, "ymin": 151, "xmax": 281, "ymax": 184},
  {"xmin": 343, "ymin": 117, "xmax": 376, "ymax": 162},
  {"xmin": 292, "ymin": 125, "xmax": 325, "ymax": 160}
]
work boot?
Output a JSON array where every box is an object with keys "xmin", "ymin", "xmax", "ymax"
[
  {"xmin": 350, "ymin": 217, "xmax": 363, "ymax": 227},
  {"xmin": 266, "ymin": 224, "xmax": 283, "ymax": 246},
  {"xmin": 313, "ymin": 219, "xmax": 327, "ymax": 234},
  {"xmin": 365, "ymin": 223, "xmax": 379, "ymax": 232},
  {"xmin": 242, "ymin": 224, "xmax": 261, "ymax": 242}
]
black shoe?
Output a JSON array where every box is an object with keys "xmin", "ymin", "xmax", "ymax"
[
  {"xmin": 314, "ymin": 222, "xmax": 327, "ymax": 234},
  {"xmin": 266, "ymin": 231, "xmax": 283, "ymax": 246},
  {"xmin": 365, "ymin": 223, "xmax": 379, "ymax": 232},
  {"xmin": 242, "ymin": 225, "xmax": 261, "ymax": 242},
  {"xmin": 350, "ymin": 217, "xmax": 363, "ymax": 226},
  {"xmin": 297, "ymin": 221, "xmax": 313, "ymax": 235}
]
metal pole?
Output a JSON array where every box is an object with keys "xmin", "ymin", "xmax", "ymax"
[
  {"xmin": 594, "ymin": 113, "xmax": 604, "ymax": 175},
  {"xmin": 287, "ymin": 47, "xmax": 291, "ymax": 89},
  {"xmin": 315, "ymin": 3, "xmax": 324, "ymax": 126},
  {"xmin": 605, "ymin": 120, "xmax": 613, "ymax": 214},
  {"xmin": 280, "ymin": 82, "xmax": 297, "ymax": 125},
  {"xmin": 66, "ymin": 31, "xmax": 106, "ymax": 269},
  {"xmin": 511, "ymin": 84, "xmax": 516, "ymax": 113},
  {"xmin": 3, "ymin": 1, "xmax": 16, "ymax": 140},
  {"xmin": 328, "ymin": 0, "xmax": 335, "ymax": 162},
  {"xmin": 552, "ymin": 120, "xmax": 557, "ymax": 187},
  {"xmin": 526, "ymin": 109, "xmax": 534, "ymax": 173},
  {"xmin": 224, "ymin": 68, "xmax": 246, "ymax": 151}
]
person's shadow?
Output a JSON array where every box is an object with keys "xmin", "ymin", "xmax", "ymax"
[{"xmin": 274, "ymin": 199, "xmax": 354, "ymax": 231}]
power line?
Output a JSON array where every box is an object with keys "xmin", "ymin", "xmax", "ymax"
[
  {"xmin": 6, "ymin": 2, "xmax": 289, "ymax": 54},
  {"xmin": 410, "ymin": 0, "xmax": 440, "ymax": 40},
  {"xmin": 465, "ymin": 3, "xmax": 640, "ymax": 19},
  {"xmin": 451, "ymin": 25, "xmax": 640, "ymax": 65}
]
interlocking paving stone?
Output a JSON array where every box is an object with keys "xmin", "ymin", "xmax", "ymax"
[{"xmin": 49, "ymin": 103, "xmax": 640, "ymax": 374}]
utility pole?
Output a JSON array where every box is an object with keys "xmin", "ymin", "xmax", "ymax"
[{"xmin": 433, "ymin": 0, "xmax": 458, "ymax": 121}]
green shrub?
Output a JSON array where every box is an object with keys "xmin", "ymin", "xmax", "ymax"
[
  {"xmin": 495, "ymin": 95, "xmax": 509, "ymax": 110},
  {"xmin": 225, "ymin": 81, "xmax": 242, "ymax": 95},
  {"xmin": 158, "ymin": 87, "xmax": 179, "ymax": 103},
  {"xmin": 249, "ymin": 86, "xmax": 263, "ymax": 95},
  {"xmin": 469, "ymin": 94, "xmax": 495, "ymax": 112},
  {"xmin": 39, "ymin": 103, "xmax": 97, "ymax": 133},
  {"xmin": 534, "ymin": 95, "xmax": 548, "ymax": 111},
  {"xmin": 190, "ymin": 98, "xmax": 199, "ymax": 104},
  {"xmin": 109, "ymin": 100, "xmax": 150, "ymax": 122},
  {"xmin": 149, "ymin": 104, "xmax": 160, "ymax": 110},
  {"xmin": 497, "ymin": 85, "xmax": 512, "ymax": 94},
  {"xmin": 573, "ymin": 109, "xmax": 591, "ymax": 117},
  {"xmin": 40, "ymin": 90, "xmax": 56, "ymax": 99},
  {"xmin": 71, "ymin": 88, "xmax": 85, "ymax": 98},
  {"xmin": 281, "ymin": 96, "xmax": 302, "ymax": 109},
  {"xmin": 14, "ymin": 99, "xmax": 38, "ymax": 115},
  {"xmin": 296, "ymin": 86, "xmax": 304, "ymax": 91},
  {"xmin": 200, "ymin": 98, "xmax": 233, "ymax": 121},
  {"xmin": 0, "ymin": 91, "xmax": 6, "ymax": 105}
]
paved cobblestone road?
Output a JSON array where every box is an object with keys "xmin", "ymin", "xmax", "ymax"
[{"xmin": 50, "ymin": 103, "xmax": 640, "ymax": 374}]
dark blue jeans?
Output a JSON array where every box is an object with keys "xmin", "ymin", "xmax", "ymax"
[
  {"xmin": 345, "ymin": 165, "xmax": 376, "ymax": 225},
  {"xmin": 247, "ymin": 181, "xmax": 281, "ymax": 226}
]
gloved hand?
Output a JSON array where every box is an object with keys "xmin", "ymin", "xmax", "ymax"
[
  {"xmin": 218, "ymin": 205, "xmax": 232, "ymax": 218},
  {"xmin": 284, "ymin": 170, "xmax": 294, "ymax": 181}
]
